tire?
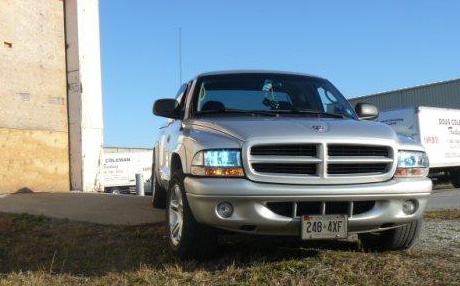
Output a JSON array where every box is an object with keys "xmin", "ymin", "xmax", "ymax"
[
  {"xmin": 166, "ymin": 174, "xmax": 218, "ymax": 259},
  {"xmin": 359, "ymin": 219, "xmax": 422, "ymax": 251},
  {"xmin": 152, "ymin": 172, "xmax": 167, "ymax": 209},
  {"xmin": 451, "ymin": 169, "xmax": 460, "ymax": 188},
  {"xmin": 111, "ymin": 188, "xmax": 121, "ymax": 195}
]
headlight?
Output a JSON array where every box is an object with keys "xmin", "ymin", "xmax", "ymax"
[
  {"xmin": 395, "ymin": 151, "xmax": 429, "ymax": 177},
  {"xmin": 191, "ymin": 149, "xmax": 244, "ymax": 177}
]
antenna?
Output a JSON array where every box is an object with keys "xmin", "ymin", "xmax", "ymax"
[{"xmin": 179, "ymin": 27, "xmax": 182, "ymax": 85}]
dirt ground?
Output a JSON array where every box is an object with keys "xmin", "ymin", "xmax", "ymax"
[{"xmin": 0, "ymin": 211, "xmax": 458, "ymax": 285}]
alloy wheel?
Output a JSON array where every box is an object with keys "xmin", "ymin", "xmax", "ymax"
[{"xmin": 169, "ymin": 184, "xmax": 183, "ymax": 246}]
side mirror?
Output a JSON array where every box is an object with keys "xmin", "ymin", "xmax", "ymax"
[
  {"xmin": 152, "ymin": 98, "xmax": 180, "ymax": 119},
  {"xmin": 355, "ymin": 103, "xmax": 379, "ymax": 120}
]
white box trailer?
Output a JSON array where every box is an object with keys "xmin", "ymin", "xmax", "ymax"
[
  {"xmin": 378, "ymin": 106, "xmax": 460, "ymax": 187},
  {"xmin": 102, "ymin": 152, "xmax": 153, "ymax": 194}
]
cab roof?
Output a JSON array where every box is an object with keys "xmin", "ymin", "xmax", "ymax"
[{"xmin": 196, "ymin": 70, "xmax": 326, "ymax": 81}]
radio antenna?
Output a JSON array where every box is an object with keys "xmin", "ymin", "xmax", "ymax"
[{"xmin": 179, "ymin": 27, "xmax": 182, "ymax": 85}]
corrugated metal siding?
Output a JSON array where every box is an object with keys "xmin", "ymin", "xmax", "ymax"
[
  {"xmin": 104, "ymin": 147, "xmax": 153, "ymax": 154},
  {"xmin": 348, "ymin": 79, "xmax": 460, "ymax": 111}
]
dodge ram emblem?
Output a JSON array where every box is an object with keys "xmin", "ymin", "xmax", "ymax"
[{"xmin": 311, "ymin": 125, "xmax": 325, "ymax": 132}]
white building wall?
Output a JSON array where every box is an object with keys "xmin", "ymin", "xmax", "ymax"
[{"xmin": 65, "ymin": 0, "xmax": 104, "ymax": 192}]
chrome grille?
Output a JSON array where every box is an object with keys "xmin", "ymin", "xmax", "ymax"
[{"xmin": 246, "ymin": 143, "xmax": 395, "ymax": 184}]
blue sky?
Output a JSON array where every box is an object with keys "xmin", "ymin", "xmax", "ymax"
[{"xmin": 100, "ymin": 0, "xmax": 460, "ymax": 148}]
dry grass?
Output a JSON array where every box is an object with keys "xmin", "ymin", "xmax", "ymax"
[
  {"xmin": 424, "ymin": 209, "xmax": 460, "ymax": 219},
  {"xmin": 0, "ymin": 212, "xmax": 459, "ymax": 285}
]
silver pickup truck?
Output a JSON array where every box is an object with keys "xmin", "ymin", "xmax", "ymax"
[{"xmin": 151, "ymin": 71, "xmax": 432, "ymax": 259}]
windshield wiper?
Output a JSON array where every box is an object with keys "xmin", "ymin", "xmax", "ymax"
[
  {"xmin": 269, "ymin": 109, "xmax": 346, "ymax": 118},
  {"xmin": 196, "ymin": 109, "xmax": 279, "ymax": 117},
  {"xmin": 197, "ymin": 108, "xmax": 347, "ymax": 118}
]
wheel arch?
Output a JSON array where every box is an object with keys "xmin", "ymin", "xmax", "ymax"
[{"xmin": 170, "ymin": 152, "xmax": 186, "ymax": 177}]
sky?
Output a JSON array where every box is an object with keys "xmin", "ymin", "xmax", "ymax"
[{"xmin": 99, "ymin": 0, "xmax": 460, "ymax": 148}]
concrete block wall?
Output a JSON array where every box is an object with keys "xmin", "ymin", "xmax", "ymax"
[
  {"xmin": 0, "ymin": 0, "xmax": 69, "ymax": 193},
  {"xmin": 0, "ymin": 0, "xmax": 104, "ymax": 193}
]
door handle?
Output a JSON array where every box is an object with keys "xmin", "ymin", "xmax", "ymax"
[{"xmin": 166, "ymin": 135, "xmax": 171, "ymax": 143}]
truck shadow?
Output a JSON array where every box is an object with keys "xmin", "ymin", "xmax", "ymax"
[
  {"xmin": 216, "ymin": 233, "xmax": 359, "ymax": 263},
  {"xmin": 0, "ymin": 212, "xmax": 360, "ymax": 277}
]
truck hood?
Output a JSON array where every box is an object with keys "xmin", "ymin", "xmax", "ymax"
[{"xmin": 186, "ymin": 117, "xmax": 398, "ymax": 143}]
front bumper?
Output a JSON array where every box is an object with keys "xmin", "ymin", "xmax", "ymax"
[{"xmin": 185, "ymin": 177, "xmax": 432, "ymax": 236}]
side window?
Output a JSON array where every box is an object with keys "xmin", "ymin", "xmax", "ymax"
[{"xmin": 175, "ymin": 84, "xmax": 187, "ymax": 103}]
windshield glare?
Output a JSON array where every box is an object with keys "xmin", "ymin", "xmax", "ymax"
[{"xmin": 192, "ymin": 74, "xmax": 356, "ymax": 118}]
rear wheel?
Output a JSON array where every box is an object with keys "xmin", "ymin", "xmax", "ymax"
[
  {"xmin": 359, "ymin": 219, "xmax": 422, "ymax": 251},
  {"xmin": 450, "ymin": 169, "xmax": 460, "ymax": 188},
  {"xmin": 166, "ymin": 174, "xmax": 218, "ymax": 259}
]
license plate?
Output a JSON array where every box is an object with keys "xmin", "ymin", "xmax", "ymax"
[{"xmin": 301, "ymin": 215, "xmax": 348, "ymax": 240}]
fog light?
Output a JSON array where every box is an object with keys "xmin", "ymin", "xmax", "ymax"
[
  {"xmin": 402, "ymin": 200, "xmax": 417, "ymax": 215},
  {"xmin": 217, "ymin": 202, "xmax": 233, "ymax": 218}
]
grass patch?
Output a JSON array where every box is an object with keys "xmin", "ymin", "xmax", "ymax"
[
  {"xmin": 424, "ymin": 209, "xmax": 460, "ymax": 219},
  {"xmin": 0, "ymin": 213, "xmax": 458, "ymax": 285}
]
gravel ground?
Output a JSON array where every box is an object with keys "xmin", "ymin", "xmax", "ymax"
[
  {"xmin": 344, "ymin": 219, "xmax": 460, "ymax": 253},
  {"xmin": 415, "ymin": 219, "xmax": 460, "ymax": 254}
]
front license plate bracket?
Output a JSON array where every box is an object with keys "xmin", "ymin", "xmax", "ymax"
[{"xmin": 301, "ymin": 215, "xmax": 348, "ymax": 240}]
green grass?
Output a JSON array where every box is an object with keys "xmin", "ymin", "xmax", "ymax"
[{"xmin": 0, "ymin": 212, "xmax": 458, "ymax": 285}]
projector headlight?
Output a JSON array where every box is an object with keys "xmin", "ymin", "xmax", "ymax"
[
  {"xmin": 191, "ymin": 149, "xmax": 244, "ymax": 177},
  {"xmin": 395, "ymin": 151, "xmax": 429, "ymax": 177}
]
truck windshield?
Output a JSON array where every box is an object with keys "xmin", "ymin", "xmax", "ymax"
[{"xmin": 192, "ymin": 73, "xmax": 356, "ymax": 119}]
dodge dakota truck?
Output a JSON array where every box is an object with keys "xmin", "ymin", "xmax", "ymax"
[{"xmin": 151, "ymin": 71, "xmax": 432, "ymax": 259}]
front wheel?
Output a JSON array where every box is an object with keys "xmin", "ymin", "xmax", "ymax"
[
  {"xmin": 359, "ymin": 219, "xmax": 422, "ymax": 251},
  {"xmin": 450, "ymin": 169, "xmax": 460, "ymax": 188},
  {"xmin": 166, "ymin": 175, "xmax": 218, "ymax": 259}
]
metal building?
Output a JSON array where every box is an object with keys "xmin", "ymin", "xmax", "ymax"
[
  {"xmin": 348, "ymin": 78, "xmax": 460, "ymax": 111},
  {"xmin": 104, "ymin": 147, "xmax": 154, "ymax": 154}
]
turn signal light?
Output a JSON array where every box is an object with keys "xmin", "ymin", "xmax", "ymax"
[
  {"xmin": 191, "ymin": 167, "xmax": 244, "ymax": 177},
  {"xmin": 395, "ymin": 168, "xmax": 429, "ymax": 177}
]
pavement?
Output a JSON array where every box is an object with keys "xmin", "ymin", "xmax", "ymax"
[
  {"xmin": 427, "ymin": 188, "xmax": 460, "ymax": 210},
  {"xmin": 0, "ymin": 192, "xmax": 164, "ymax": 225},
  {"xmin": 0, "ymin": 188, "xmax": 458, "ymax": 226}
]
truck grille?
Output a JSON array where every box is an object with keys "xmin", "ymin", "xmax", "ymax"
[
  {"xmin": 328, "ymin": 145, "xmax": 389, "ymax": 157},
  {"xmin": 266, "ymin": 201, "xmax": 376, "ymax": 218},
  {"xmin": 247, "ymin": 143, "xmax": 394, "ymax": 184},
  {"xmin": 252, "ymin": 163, "xmax": 316, "ymax": 175},
  {"xmin": 327, "ymin": 163, "xmax": 389, "ymax": 175},
  {"xmin": 251, "ymin": 144, "xmax": 317, "ymax": 156}
]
